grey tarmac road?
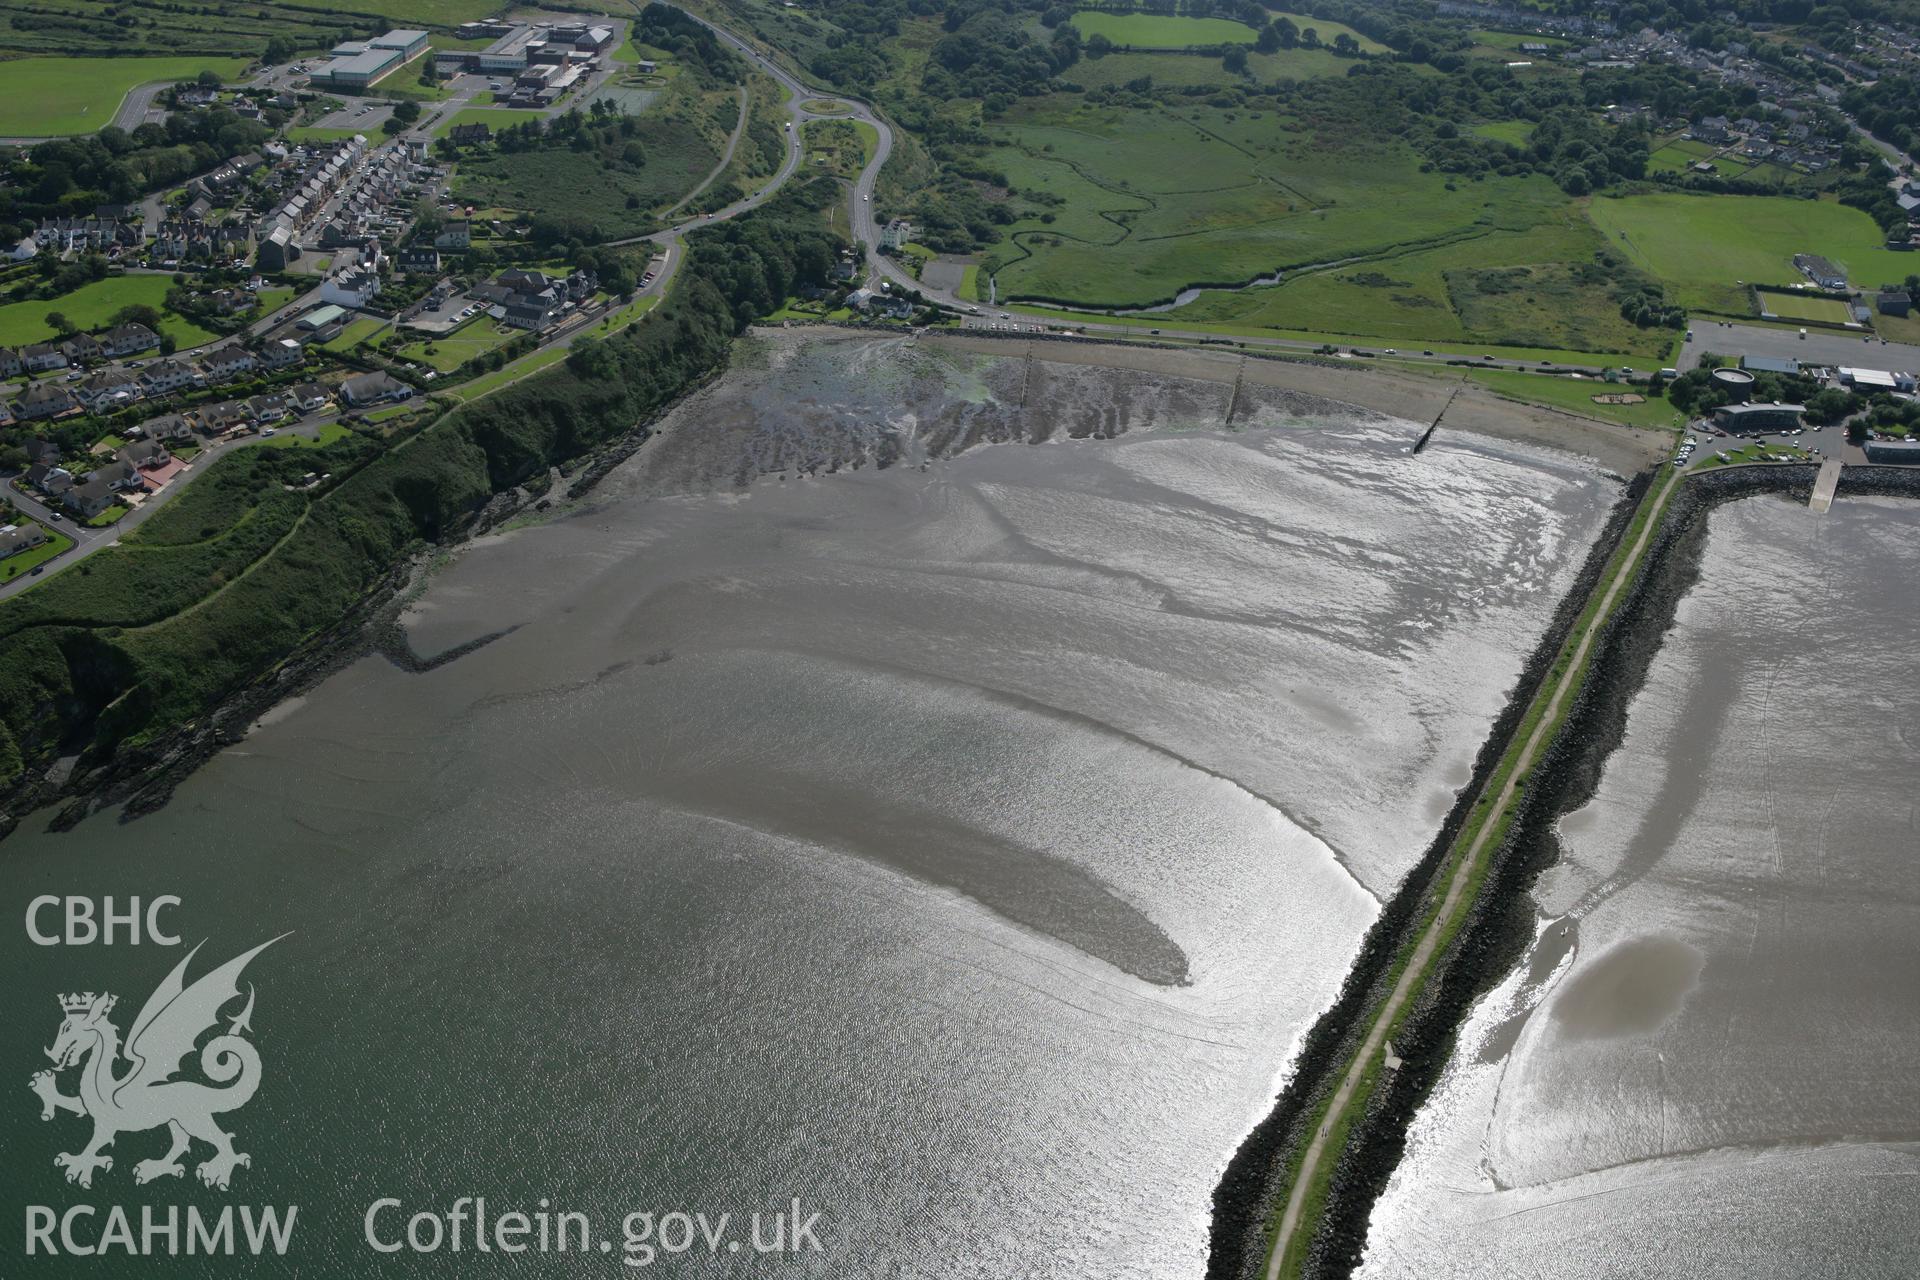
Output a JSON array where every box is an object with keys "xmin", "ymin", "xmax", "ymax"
[{"xmin": 0, "ymin": 414, "xmax": 340, "ymax": 601}]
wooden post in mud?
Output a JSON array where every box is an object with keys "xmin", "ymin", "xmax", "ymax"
[
  {"xmin": 1224, "ymin": 355, "xmax": 1247, "ymax": 427},
  {"xmin": 1018, "ymin": 342, "xmax": 1035, "ymax": 407}
]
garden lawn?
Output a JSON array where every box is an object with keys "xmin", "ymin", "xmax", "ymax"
[
  {"xmin": 1589, "ymin": 193, "xmax": 1918, "ymax": 315},
  {"xmin": 322, "ymin": 317, "xmax": 386, "ymax": 352},
  {"xmin": 263, "ymin": 422, "xmax": 351, "ymax": 449},
  {"xmin": 0, "ymin": 529, "xmax": 74, "ymax": 580},
  {"xmin": 0, "ymin": 55, "xmax": 251, "ymax": 136},
  {"xmin": 0, "ymin": 275, "xmax": 217, "ymax": 348}
]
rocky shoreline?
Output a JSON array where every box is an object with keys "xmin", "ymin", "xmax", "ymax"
[{"xmin": 1209, "ymin": 464, "xmax": 1920, "ymax": 1279}]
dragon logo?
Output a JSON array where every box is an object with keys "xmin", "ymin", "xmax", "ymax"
[{"xmin": 30, "ymin": 937, "xmax": 285, "ymax": 1191}]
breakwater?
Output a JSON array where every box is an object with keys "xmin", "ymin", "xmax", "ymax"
[{"xmin": 1211, "ymin": 461, "xmax": 1920, "ymax": 1278}]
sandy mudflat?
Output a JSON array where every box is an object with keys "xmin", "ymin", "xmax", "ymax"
[{"xmin": 921, "ymin": 331, "xmax": 1671, "ymax": 475}]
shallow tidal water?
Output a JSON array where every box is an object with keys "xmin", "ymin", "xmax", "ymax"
[
  {"xmin": 2, "ymin": 337, "xmax": 1614, "ymax": 1275},
  {"xmin": 1360, "ymin": 494, "xmax": 1920, "ymax": 1279}
]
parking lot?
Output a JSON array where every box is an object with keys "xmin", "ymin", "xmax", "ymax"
[{"xmin": 1679, "ymin": 320, "xmax": 1920, "ymax": 375}]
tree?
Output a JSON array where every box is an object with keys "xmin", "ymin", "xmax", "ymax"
[
  {"xmin": 45, "ymin": 311, "xmax": 77, "ymax": 336},
  {"xmin": 111, "ymin": 304, "xmax": 163, "ymax": 331},
  {"xmin": 392, "ymin": 100, "xmax": 422, "ymax": 125},
  {"xmin": 263, "ymin": 35, "xmax": 297, "ymax": 65},
  {"xmin": 196, "ymin": 70, "xmax": 222, "ymax": 88},
  {"xmin": 1223, "ymin": 47, "xmax": 1249, "ymax": 74},
  {"xmin": 1085, "ymin": 32, "xmax": 1113, "ymax": 58}
]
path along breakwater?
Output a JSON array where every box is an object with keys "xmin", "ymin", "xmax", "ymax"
[{"xmin": 1210, "ymin": 463, "xmax": 1920, "ymax": 1279}]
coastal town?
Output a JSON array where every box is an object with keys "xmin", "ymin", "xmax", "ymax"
[{"xmin": 2, "ymin": 2, "xmax": 1919, "ymax": 1279}]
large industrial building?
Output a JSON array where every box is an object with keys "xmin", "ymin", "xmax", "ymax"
[
  {"xmin": 433, "ymin": 20, "xmax": 612, "ymax": 84},
  {"xmin": 309, "ymin": 29, "xmax": 429, "ymax": 90}
]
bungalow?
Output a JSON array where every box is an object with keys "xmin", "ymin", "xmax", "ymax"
[
  {"xmin": 249, "ymin": 393, "xmax": 292, "ymax": 423},
  {"xmin": 100, "ymin": 322, "xmax": 159, "ymax": 358},
  {"xmin": 1877, "ymin": 288, "xmax": 1912, "ymax": 317},
  {"xmin": 340, "ymin": 370, "xmax": 413, "ymax": 407},
  {"xmin": 200, "ymin": 345, "xmax": 256, "ymax": 382},
  {"xmin": 139, "ymin": 358, "xmax": 202, "ymax": 395},
  {"xmin": 289, "ymin": 381, "xmax": 333, "ymax": 413},
  {"xmin": 0, "ymin": 522, "xmax": 47, "ymax": 559},
  {"xmin": 23, "ymin": 439, "xmax": 60, "ymax": 468},
  {"xmin": 21, "ymin": 343, "xmax": 68, "ymax": 372},
  {"xmin": 60, "ymin": 333, "xmax": 105, "ymax": 366},
  {"xmin": 434, "ymin": 220, "xmax": 471, "ymax": 250},
  {"xmin": 13, "ymin": 382, "xmax": 79, "ymax": 421},
  {"xmin": 0, "ymin": 347, "xmax": 21, "ymax": 377}
]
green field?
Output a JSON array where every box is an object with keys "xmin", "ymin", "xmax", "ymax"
[
  {"xmin": 1472, "ymin": 29, "xmax": 1570, "ymax": 50},
  {"xmin": 0, "ymin": 275, "xmax": 216, "ymax": 348},
  {"xmin": 1753, "ymin": 288, "xmax": 1854, "ymax": 324},
  {"xmin": 1070, "ymin": 12, "xmax": 1260, "ymax": 47},
  {"xmin": 1463, "ymin": 367, "xmax": 1685, "ymax": 430},
  {"xmin": 0, "ymin": 55, "xmax": 252, "ymax": 136},
  {"xmin": 973, "ymin": 94, "xmax": 1663, "ymax": 354},
  {"xmin": 1065, "ymin": 46, "xmax": 1368, "ymax": 86},
  {"xmin": 1264, "ymin": 10, "xmax": 1388, "ymax": 52},
  {"xmin": 453, "ymin": 117, "xmax": 721, "ymax": 236},
  {"xmin": 398, "ymin": 318, "xmax": 518, "ymax": 371},
  {"xmin": 1591, "ymin": 194, "xmax": 1916, "ymax": 315},
  {"xmin": 1471, "ymin": 120, "xmax": 1533, "ymax": 146},
  {"xmin": 431, "ymin": 107, "xmax": 551, "ymax": 138}
]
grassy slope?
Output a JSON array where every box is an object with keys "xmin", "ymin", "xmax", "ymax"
[
  {"xmin": 0, "ymin": 55, "xmax": 252, "ymax": 136},
  {"xmin": 1591, "ymin": 193, "xmax": 1916, "ymax": 314}
]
